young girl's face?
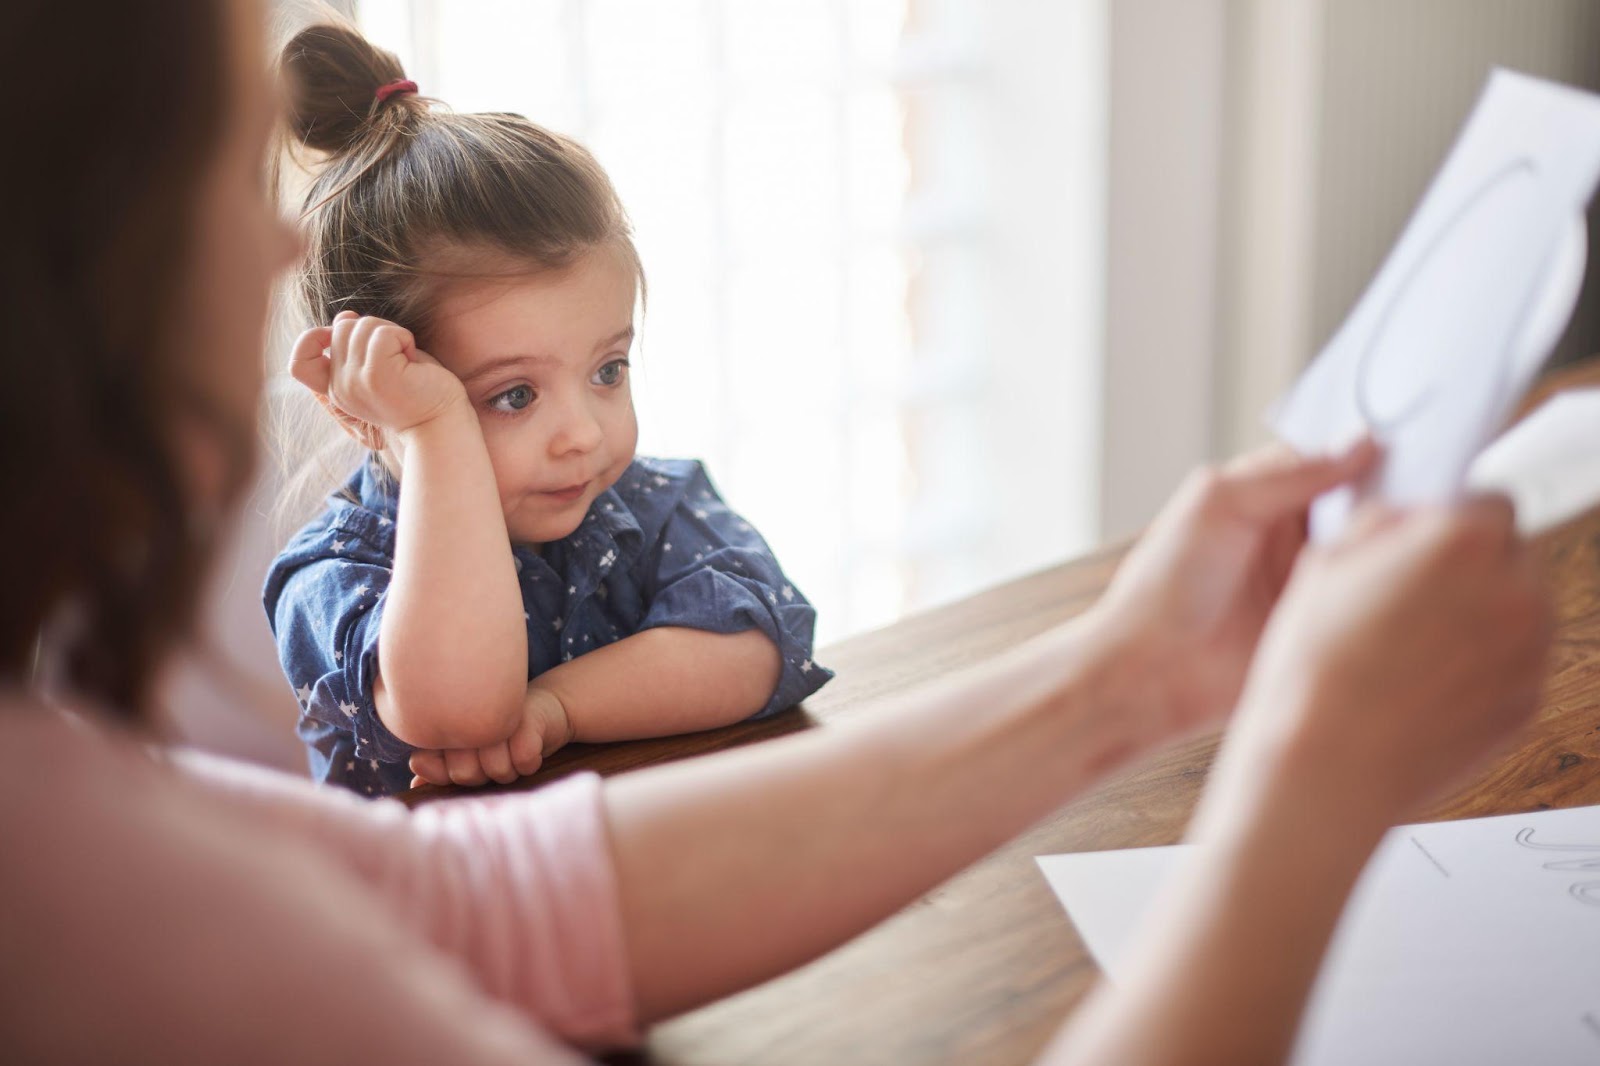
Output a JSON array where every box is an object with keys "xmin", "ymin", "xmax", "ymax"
[{"xmin": 426, "ymin": 243, "xmax": 640, "ymax": 545}]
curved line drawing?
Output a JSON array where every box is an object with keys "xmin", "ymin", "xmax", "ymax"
[
  {"xmin": 1355, "ymin": 156, "xmax": 1542, "ymax": 432},
  {"xmin": 1571, "ymin": 881, "xmax": 1600, "ymax": 907},
  {"xmin": 1514, "ymin": 827, "xmax": 1600, "ymax": 852},
  {"xmin": 1516, "ymin": 828, "xmax": 1600, "ymax": 907}
]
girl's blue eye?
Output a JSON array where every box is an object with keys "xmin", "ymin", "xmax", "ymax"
[
  {"xmin": 592, "ymin": 359, "xmax": 630, "ymax": 387},
  {"xmin": 489, "ymin": 385, "xmax": 535, "ymax": 413}
]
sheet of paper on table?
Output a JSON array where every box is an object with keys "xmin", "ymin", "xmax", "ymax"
[
  {"xmin": 1270, "ymin": 70, "xmax": 1600, "ymax": 541},
  {"xmin": 1037, "ymin": 804, "xmax": 1600, "ymax": 1065}
]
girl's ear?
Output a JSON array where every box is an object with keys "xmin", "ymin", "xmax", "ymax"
[{"xmin": 314, "ymin": 393, "xmax": 387, "ymax": 452}]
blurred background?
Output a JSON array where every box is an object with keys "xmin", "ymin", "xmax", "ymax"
[{"xmin": 173, "ymin": 0, "xmax": 1600, "ymax": 766}]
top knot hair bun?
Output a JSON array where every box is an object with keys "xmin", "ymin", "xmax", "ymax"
[{"xmin": 280, "ymin": 22, "xmax": 414, "ymax": 155}]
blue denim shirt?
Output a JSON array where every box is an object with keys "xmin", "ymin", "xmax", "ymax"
[{"xmin": 263, "ymin": 456, "xmax": 832, "ymax": 796}]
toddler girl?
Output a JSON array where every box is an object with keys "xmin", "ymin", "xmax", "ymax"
[{"xmin": 263, "ymin": 22, "xmax": 830, "ymax": 797}]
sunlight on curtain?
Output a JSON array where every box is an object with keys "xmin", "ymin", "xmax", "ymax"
[{"xmin": 354, "ymin": 0, "xmax": 1102, "ymax": 642}]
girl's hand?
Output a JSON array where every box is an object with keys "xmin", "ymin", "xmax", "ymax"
[
  {"xmin": 408, "ymin": 687, "xmax": 574, "ymax": 788},
  {"xmin": 1089, "ymin": 439, "xmax": 1379, "ymax": 741},
  {"xmin": 1205, "ymin": 496, "xmax": 1552, "ymax": 832},
  {"xmin": 289, "ymin": 309, "xmax": 467, "ymax": 447}
]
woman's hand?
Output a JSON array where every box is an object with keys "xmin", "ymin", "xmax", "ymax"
[
  {"xmin": 288, "ymin": 309, "xmax": 466, "ymax": 448},
  {"xmin": 408, "ymin": 687, "xmax": 573, "ymax": 788},
  {"xmin": 1044, "ymin": 496, "xmax": 1551, "ymax": 1066},
  {"xmin": 1208, "ymin": 495, "xmax": 1552, "ymax": 831},
  {"xmin": 1088, "ymin": 439, "xmax": 1379, "ymax": 742}
]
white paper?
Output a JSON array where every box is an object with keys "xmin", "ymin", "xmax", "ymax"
[
  {"xmin": 1469, "ymin": 386, "xmax": 1600, "ymax": 534},
  {"xmin": 1270, "ymin": 70, "xmax": 1600, "ymax": 541},
  {"xmin": 1038, "ymin": 805, "xmax": 1600, "ymax": 1065}
]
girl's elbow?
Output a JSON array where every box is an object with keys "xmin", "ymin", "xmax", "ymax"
[{"xmin": 375, "ymin": 672, "xmax": 523, "ymax": 749}]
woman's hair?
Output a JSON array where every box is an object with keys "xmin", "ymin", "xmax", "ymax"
[
  {"xmin": 271, "ymin": 20, "xmax": 641, "ymax": 524},
  {"xmin": 0, "ymin": 0, "xmax": 237, "ymax": 719}
]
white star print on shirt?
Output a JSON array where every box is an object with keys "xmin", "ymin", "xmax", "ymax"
[
  {"xmin": 693, "ymin": 509, "xmax": 709, "ymax": 520},
  {"xmin": 333, "ymin": 649, "xmax": 342, "ymax": 662},
  {"xmin": 331, "ymin": 539, "xmax": 346, "ymax": 553},
  {"xmin": 296, "ymin": 682, "xmax": 312, "ymax": 703},
  {"xmin": 338, "ymin": 700, "xmax": 357, "ymax": 717},
  {"xmin": 352, "ymin": 584, "xmax": 368, "ymax": 597},
  {"xmin": 653, "ymin": 474, "xmax": 669, "ymax": 487},
  {"xmin": 782, "ymin": 585, "xmax": 795, "ymax": 601},
  {"xmin": 801, "ymin": 659, "xmax": 814, "ymax": 673}
]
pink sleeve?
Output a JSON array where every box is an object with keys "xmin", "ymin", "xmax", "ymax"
[{"xmin": 170, "ymin": 751, "xmax": 640, "ymax": 1050}]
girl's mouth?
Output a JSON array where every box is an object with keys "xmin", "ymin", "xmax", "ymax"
[{"xmin": 539, "ymin": 480, "xmax": 589, "ymax": 504}]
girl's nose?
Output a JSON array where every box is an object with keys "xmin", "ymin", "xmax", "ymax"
[{"xmin": 547, "ymin": 396, "xmax": 605, "ymax": 457}]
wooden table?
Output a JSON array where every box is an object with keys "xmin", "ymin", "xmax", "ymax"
[{"xmin": 405, "ymin": 364, "xmax": 1600, "ymax": 1066}]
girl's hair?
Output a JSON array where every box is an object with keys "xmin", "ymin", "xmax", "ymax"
[
  {"xmin": 0, "ymin": 0, "xmax": 238, "ymax": 719},
  {"xmin": 271, "ymin": 19, "xmax": 641, "ymax": 525}
]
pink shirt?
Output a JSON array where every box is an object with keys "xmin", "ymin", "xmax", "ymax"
[{"xmin": 0, "ymin": 703, "xmax": 639, "ymax": 1064}]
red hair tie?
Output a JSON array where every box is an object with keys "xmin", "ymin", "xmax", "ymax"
[{"xmin": 374, "ymin": 79, "xmax": 418, "ymax": 104}]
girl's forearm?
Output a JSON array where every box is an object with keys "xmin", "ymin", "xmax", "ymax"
[
  {"xmin": 602, "ymin": 613, "xmax": 1162, "ymax": 1023},
  {"xmin": 1041, "ymin": 744, "xmax": 1385, "ymax": 1066},
  {"xmin": 535, "ymin": 627, "xmax": 781, "ymax": 743},
  {"xmin": 375, "ymin": 400, "xmax": 527, "ymax": 749}
]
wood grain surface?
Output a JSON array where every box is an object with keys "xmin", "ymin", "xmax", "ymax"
[{"xmin": 405, "ymin": 360, "xmax": 1600, "ymax": 1065}]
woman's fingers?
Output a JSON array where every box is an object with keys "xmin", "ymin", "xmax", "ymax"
[
  {"xmin": 287, "ymin": 326, "xmax": 334, "ymax": 394},
  {"xmin": 1220, "ymin": 438, "xmax": 1379, "ymax": 524}
]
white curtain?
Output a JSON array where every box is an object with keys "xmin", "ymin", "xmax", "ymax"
[{"xmin": 352, "ymin": 0, "xmax": 1105, "ymax": 641}]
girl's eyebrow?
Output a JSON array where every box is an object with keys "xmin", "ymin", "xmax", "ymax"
[
  {"xmin": 459, "ymin": 325, "xmax": 632, "ymax": 387},
  {"xmin": 460, "ymin": 353, "xmax": 557, "ymax": 386},
  {"xmin": 593, "ymin": 324, "xmax": 634, "ymax": 354}
]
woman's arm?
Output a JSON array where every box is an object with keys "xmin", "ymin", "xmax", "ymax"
[
  {"xmin": 598, "ymin": 443, "xmax": 1380, "ymax": 1022},
  {"xmin": 1041, "ymin": 498, "xmax": 1552, "ymax": 1066},
  {"xmin": 605, "ymin": 610, "xmax": 1155, "ymax": 1021},
  {"xmin": 290, "ymin": 312, "xmax": 528, "ymax": 749}
]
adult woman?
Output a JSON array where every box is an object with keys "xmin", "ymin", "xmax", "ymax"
[{"xmin": 0, "ymin": 1, "xmax": 1550, "ymax": 1063}]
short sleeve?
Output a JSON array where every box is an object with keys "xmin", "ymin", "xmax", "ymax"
[
  {"xmin": 639, "ymin": 463, "xmax": 832, "ymax": 717},
  {"xmin": 264, "ymin": 521, "xmax": 412, "ymax": 767}
]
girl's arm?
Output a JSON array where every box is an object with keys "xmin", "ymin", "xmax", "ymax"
[
  {"xmin": 290, "ymin": 313, "xmax": 528, "ymax": 750},
  {"xmin": 1040, "ymin": 498, "xmax": 1551, "ymax": 1066},
  {"xmin": 409, "ymin": 627, "xmax": 779, "ymax": 787},
  {"xmin": 537, "ymin": 626, "xmax": 780, "ymax": 741}
]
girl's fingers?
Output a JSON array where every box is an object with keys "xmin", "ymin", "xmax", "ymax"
[
  {"xmin": 408, "ymin": 750, "xmax": 450, "ymax": 786},
  {"xmin": 444, "ymin": 747, "xmax": 489, "ymax": 787},
  {"xmin": 1222, "ymin": 437, "xmax": 1379, "ymax": 524},
  {"xmin": 477, "ymin": 742, "xmax": 518, "ymax": 785},
  {"xmin": 287, "ymin": 327, "xmax": 334, "ymax": 394},
  {"xmin": 329, "ymin": 312, "xmax": 361, "ymax": 372},
  {"xmin": 369, "ymin": 322, "xmax": 419, "ymax": 370},
  {"xmin": 507, "ymin": 725, "xmax": 545, "ymax": 777},
  {"xmin": 347, "ymin": 314, "xmax": 385, "ymax": 369}
]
